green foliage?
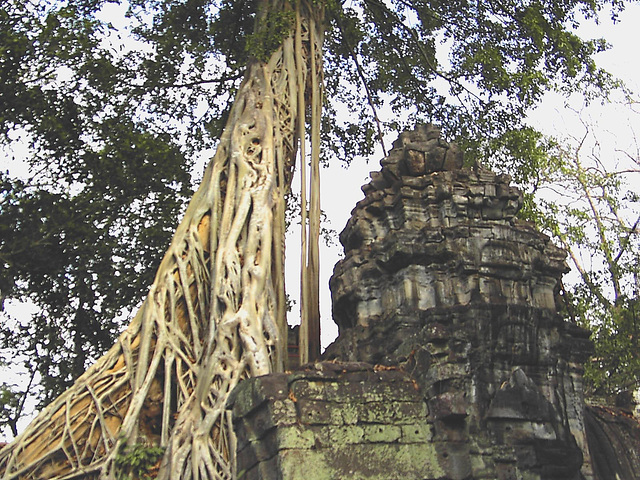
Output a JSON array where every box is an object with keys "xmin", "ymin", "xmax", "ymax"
[
  {"xmin": 246, "ymin": 9, "xmax": 295, "ymax": 62},
  {"xmin": 114, "ymin": 441, "xmax": 165, "ymax": 480},
  {"xmin": 322, "ymin": 0, "xmax": 620, "ymax": 163},
  {"xmin": 0, "ymin": 0, "xmax": 201, "ymax": 419},
  {"xmin": 1, "ymin": 127, "xmax": 191, "ymax": 405},
  {"xmin": 581, "ymin": 297, "xmax": 640, "ymax": 396},
  {"xmin": 474, "ymin": 126, "xmax": 562, "ymax": 187},
  {"xmin": 0, "ymin": 383, "xmax": 20, "ymax": 438},
  {"xmin": 210, "ymin": 0, "xmax": 256, "ymax": 68}
]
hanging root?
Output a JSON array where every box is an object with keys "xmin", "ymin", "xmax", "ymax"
[{"xmin": 0, "ymin": 2, "xmax": 324, "ymax": 480}]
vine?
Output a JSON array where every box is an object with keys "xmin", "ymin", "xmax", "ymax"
[{"xmin": 114, "ymin": 441, "xmax": 165, "ymax": 480}]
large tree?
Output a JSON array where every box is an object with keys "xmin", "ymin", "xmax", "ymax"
[
  {"xmin": 0, "ymin": 0, "xmax": 197, "ymax": 419},
  {"xmin": 0, "ymin": 0, "xmax": 621, "ymax": 412},
  {"xmin": 0, "ymin": 0, "xmax": 629, "ymax": 478},
  {"xmin": 0, "ymin": 0, "xmax": 324, "ymax": 478}
]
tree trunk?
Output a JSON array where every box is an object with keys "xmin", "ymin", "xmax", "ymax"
[{"xmin": 0, "ymin": 1, "xmax": 324, "ymax": 478}]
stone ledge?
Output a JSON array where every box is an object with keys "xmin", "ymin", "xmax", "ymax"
[{"xmin": 228, "ymin": 362, "xmax": 445, "ymax": 480}]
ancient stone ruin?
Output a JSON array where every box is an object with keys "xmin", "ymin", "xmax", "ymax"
[{"xmin": 228, "ymin": 126, "xmax": 640, "ymax": 479}]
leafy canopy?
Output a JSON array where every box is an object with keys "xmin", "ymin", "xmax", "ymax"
[{"xmin": 0, "ymin": 0, "xmax": 627, "ymax": 434}]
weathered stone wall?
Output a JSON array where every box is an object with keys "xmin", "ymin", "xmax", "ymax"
[
  {"xmin": 327, "ymin": 125, "xmax": 573, "ymax": 361},
  {"xmin": 323, "ymin": 125, "xmax": 593, "ymax": 479},
  {"xmin": 227, "ymin": 362, "xmax": 445, "ymax": 480}
]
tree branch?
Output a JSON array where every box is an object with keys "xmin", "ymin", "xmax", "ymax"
[
  {"xmin": 156, "ymin": 73, "xmax": 243, "ymax": 89},
  {"xmin": 333, "ymin": 10, "xmax": 387, "ymax": 156}
]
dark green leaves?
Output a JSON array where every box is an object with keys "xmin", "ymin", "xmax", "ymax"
[
  {"xmin": 115, "ymin": 440, "xmax": 165, "ymax": 480},
  {"xmin": 1, "ymin": 125, "xmax": 191, "ymax": 405},
  {"xmin": 246, "ymin": 9, "xmax": 295, "ymax": 61},
  {"xmin": 323, "ymin": 0, "xmax": 621, "ymax": 156}
]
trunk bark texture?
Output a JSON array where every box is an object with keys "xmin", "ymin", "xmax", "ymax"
[{"xmin": 0, "ymin": 1, "xmax": 324, "ymax": 478}]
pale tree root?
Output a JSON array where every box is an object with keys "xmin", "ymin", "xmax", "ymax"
[{"xmin": 0, "ymin": 1, "xmax": 324, "ymax": 479}]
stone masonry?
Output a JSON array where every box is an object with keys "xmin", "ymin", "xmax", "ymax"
[
  {"xmin": 324, "ymin": 125, "xmax": 593, "ymax": 479},
  {"xmin": 228, "ymin": 362, "xmax": 445, "ymax": 480}
]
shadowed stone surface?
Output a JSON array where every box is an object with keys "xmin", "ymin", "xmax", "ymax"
[
  {"xmin": 585, "ymin": 404, "xmax": 640, "ymax": 479},
  {"xmin": 228, "ymin": 126, "xmax": 640, "ymax": 480}
]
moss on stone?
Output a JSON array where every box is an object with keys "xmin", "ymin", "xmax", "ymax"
[
  {"xmin": 362, "ymin": 424, "xmax": 402, "ymax": 443},
  {"xmin": 277, "ymin": 425, "xmax": 316, "ymax": 449},
  {"xmin": 280, "ymin": 450, "xmax": 334, "ymax": 480}
]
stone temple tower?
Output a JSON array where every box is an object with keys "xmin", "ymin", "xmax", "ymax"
[{"xmin": 324, "ymin": 125, "xmax": 594, "ymax": 479}]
